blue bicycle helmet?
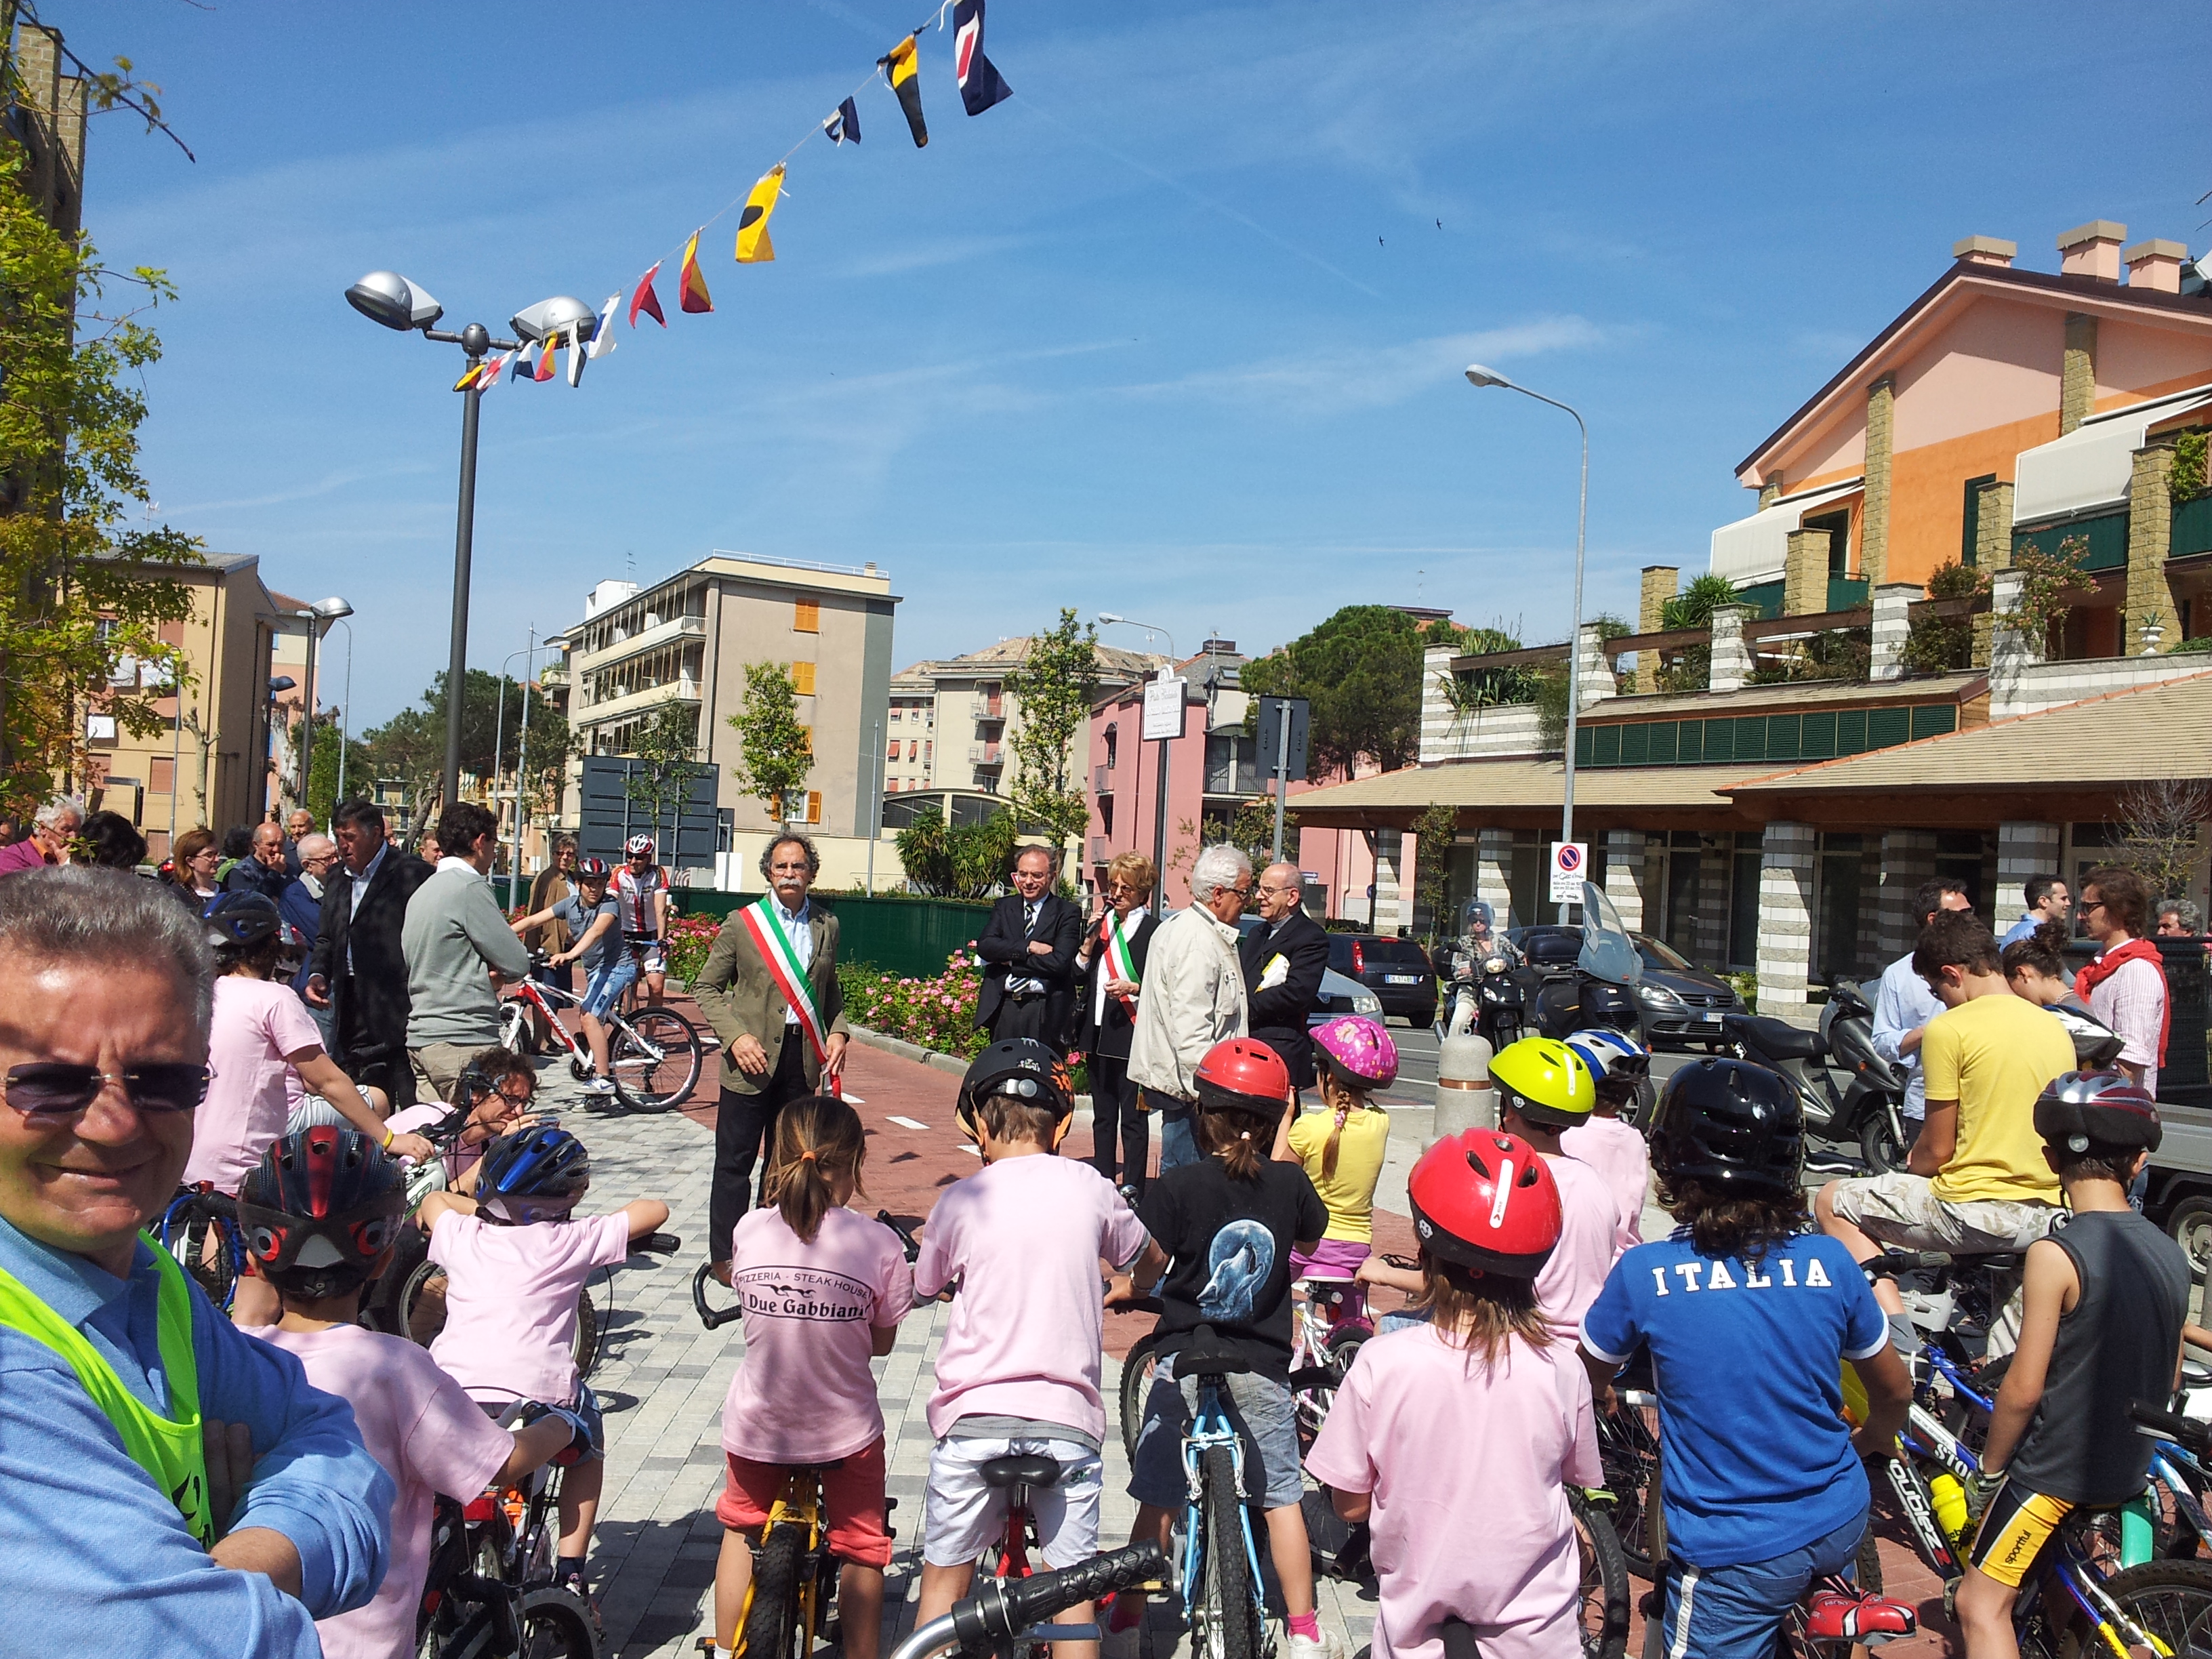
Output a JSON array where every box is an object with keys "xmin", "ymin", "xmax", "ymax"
[
  {"xmin": 1566, "ymin": 1027, "xmax": 1650, "ymax": 1082},
  {"xmin": 476, "ymin": 1125, "xmax": 592, "ymax": 1224}
]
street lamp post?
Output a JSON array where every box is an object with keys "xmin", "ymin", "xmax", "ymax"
[
  {"xmin": 489, "ymin": 642, "xmax": 534, "ymax": 874},
  {"xmin": 1099, "ymin": 613, "xmax": 1179, "ymax": 912},
  {"xmin": 346, "ymin": 272, "xmax": 598, "ymax": 815},
  {"xmin": 295, "ymin": 596, "xmax": 354, "ymax": 812},
  {"xmin": 331, "ymin": 619, "xmax": 354, "ymax": 816},
  {"xmin": 511, "ymin": 629, "xmax": 535, "ymax": 893},
  {"xmin": 1464, "ymin": 363, "xmax": 1589, "ymax": 922}
]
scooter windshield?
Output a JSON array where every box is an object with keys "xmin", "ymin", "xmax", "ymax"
[{"xmin": 1577, "ymin": 880, "xmax": 1644, "ymax": 986}]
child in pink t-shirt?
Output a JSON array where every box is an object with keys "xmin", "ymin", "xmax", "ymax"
[
  {"xmin": 708, "ymin": 1095, "xmax": 913, "ymax": 1659},
  {"xmin": 909, "ymin": 1041, "xmax": 1163, "ymax": 1656},
  {"xmin": 239, "ymin": 1126, "xmax": 580, "ymax": 1659},
  {"xmin": 419, "ymin": 1125, "xmax": 668, "ymax": 1615},
  {"xmin": 1561, "ymin": 1030, "xmax": 1654, "ymax": 1261},
  {"xmin": 1307, "ymin": 1129, "xmax": 1599, "ymax": 1659}
]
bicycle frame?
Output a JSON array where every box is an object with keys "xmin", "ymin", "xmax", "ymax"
[
  {"xmin": 740, "ymin": 1469, "xmax": 831, "ymax": 1641},
  {"xmin": 1177, "ymin": 1371, "xmax": 1269, "ymax": 1657}
]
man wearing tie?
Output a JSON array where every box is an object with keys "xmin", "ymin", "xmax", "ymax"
[
  {"xmin": 975, "ymin": 845, "xmax": 1083, "ymax": 1054},
  {"xmin": 1238, "ymin": 860, "xmax": 1331, "ymax": 1094}
]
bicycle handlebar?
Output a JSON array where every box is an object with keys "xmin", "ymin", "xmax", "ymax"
[
  {"xmin": 634, "ymin": 1232, "xmax": 681, "ymax": 1257},
  {"xmin": 1861, "ymin": 1250, "xmax": 1951, "ymax": 1279},
  {"xmin": 877, "ymin": 1209, "xmax": 922, "ymax": 1264},
  {"xmin": 694, "ymin": 1262, "xmax": 743, "ymax": 1330},
  {"xmin": 2129, "ymin": 1400, "xmax": 2212, "ymax": 1458},
  {"xmin": 884, "ymin": 1542, "xmax": 1166, "ymax": 1659},
  {"xmin": 171, "ymin": 1187, "xmax": 239, "ymax": 1223}
]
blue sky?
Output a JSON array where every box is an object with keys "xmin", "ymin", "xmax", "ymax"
[{"xmin": 77, "ymin": 0, "xmax": 2210, "ymax": 726}]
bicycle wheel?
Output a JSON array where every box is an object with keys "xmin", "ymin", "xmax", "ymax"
[
  {"xmin": 2097, "ymin": 1558, "xmax": 2212, "ymax": 1655},
  {"xmin": 399, "ymin": 1258, "xmax": 449, "ymax": 1349},
  {"xmin": 1120, "ymin": 1332, "xmax": 1164, "ymax": 1463},
  {"xmin": 1294, "ymin": 1329, "xmax": 1365, "ymax": 1456},
  {"xmin": 516, "ymin": 1584, "xmax": 598, "ymax": 1659},
  {"xmin": 1198, "ymin": 1444, "xmax": 1262, "ymax": 1659},
  {"xmin": 1597, "ymin": 1398, "xmax": 1663, "ymax": 1578},
  {"xmin": 609, "ymin": 1007, "xmax": 703, "ymax": 1112},
  {"xmin": 745, "ymin": 1525, "xmax": 807, "ymax": 1659},
  {"xmin": 1569, "ymin": 1491, "xmax": 1631, "ymax": 1659},
  {"xmin": 573, "ymin": 1286, "xmax": 601, "ymax": 1380},
  {"xmin": 499, "ymin": 999, "xmax": 538, "ymax": 1058}
]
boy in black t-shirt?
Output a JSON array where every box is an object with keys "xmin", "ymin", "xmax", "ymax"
[
  {"xmin": 1107, "ymin": 1038, "xmax": 1329, "ymax": 1659},
  {"xmin": 1957, "ymin": 1071, "xmax": 2189, "ymax": 1659}
]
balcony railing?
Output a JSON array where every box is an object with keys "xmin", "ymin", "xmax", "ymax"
[{"xmin": 1094, "ymin": 764, "xmax": 1111, "ymax": 795}]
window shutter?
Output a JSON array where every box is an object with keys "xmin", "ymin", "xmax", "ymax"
[
  {"xmin": 794, "ymin": 600, "xmax": 820, "ymax": 633},
  {"xmin": 806, "ymin": 791, "xmax": 822, "ymax": 823},
  {"xmin": 792, "ymin": 661, "xmax": 817, "ymax": 695}
]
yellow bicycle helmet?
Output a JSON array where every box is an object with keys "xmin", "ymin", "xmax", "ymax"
[{"xmin": 1490, "ymin": 1036, "xmax": 1596, "ymax": 1130}]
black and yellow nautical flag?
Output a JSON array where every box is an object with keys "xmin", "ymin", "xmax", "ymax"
[{"xmin": 880, "ymin": 35, "xmax": 927, "ymax": 148}]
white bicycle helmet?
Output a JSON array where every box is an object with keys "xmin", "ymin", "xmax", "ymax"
[{"xmin": 1565, "ymin": 1026, "xmax": 1650, "ymax": 1081}]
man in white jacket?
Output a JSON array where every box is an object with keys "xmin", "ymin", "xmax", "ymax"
[{"xmin": 1128, "ymin": 843, "xmax": 1253, "ymax": 1183}]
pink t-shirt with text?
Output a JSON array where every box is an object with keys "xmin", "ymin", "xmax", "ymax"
[
  {"xmin": 913, "ymin": 1153, "xmax": 1151, "ymax": 1443},
  {"xmin": 1561, "ymin": 1116, "xmax": 1649, "ymax": 1260},
  {"xmin": 258, "ymin": 1323, "xmax": 511, "ymax": 1659},
  {"xmin": 427, "ymin": 1210, "xmax": 631, "ymax": 1404},
  {"xmin": 1306, "ymin": 1324, "xmax": 1599, "ymax": 1659},
  {"xmin": 720, "ymin": 1206, "xmax": 914, "ymax": 1465},
  {"xmin": 185, "ymin": 975, "xmax": 326, "ymax": 1193},
  {"xmin": 1536, "ymin": 1153, "xmax": 1620, "ymax": 1345}
]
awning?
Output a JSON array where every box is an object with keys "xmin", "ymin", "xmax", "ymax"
[
  {"xmin": 1708, "ymin": 478, "xmax": 1864, "ymax": 586},
  {"xmin": 2013, "ymin": 384, "xmax": 2212, "ymax": 527}
]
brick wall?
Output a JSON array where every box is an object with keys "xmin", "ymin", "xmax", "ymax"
[{"xmin": 1862, "ymin": 376, "xmax": 1896, "ymax": 587}]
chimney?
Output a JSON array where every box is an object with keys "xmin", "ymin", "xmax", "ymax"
[
  {"xmin": 1952, "ymin": 234, "xmax": 2017, "ymax": 269},
  {"xmin": 2124, "ymin": 239, "xmax": 2188, "ymax": 294},
  {"xmin": 2057, "ymin": 220, "xmax": 2127, "ymax": 282}
]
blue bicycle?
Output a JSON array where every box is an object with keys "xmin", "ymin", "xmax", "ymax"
[{"xmin": 1164, "ymin": 1325, "xmax": 1275, "ymax": 1659}]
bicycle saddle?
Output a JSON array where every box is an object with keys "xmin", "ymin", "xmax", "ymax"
[
  {"xmin": 1178, "ymin": 1325, "xmax": 1254, "ymax": 1380},
  {"xmin": 1721, "ymin": 1013, "xmax": 1826, "ymax": 1062},
  {"xmin": 979, "ymin": 1454, "xmax": 1062, "ymax": 1491}
]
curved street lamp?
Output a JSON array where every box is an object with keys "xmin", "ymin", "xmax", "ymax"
[
  {"xmin": 295, "ymin": 594, "xmax": 353, "ymax": 811},
  {"xmin": 346, "ymin": 270, "xmax": 596, "ymax": 815}
]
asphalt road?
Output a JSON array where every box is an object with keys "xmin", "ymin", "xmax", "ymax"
[{"xmin": 1372, "ymin": 1017, "xmax": 1713, "ymax": 1098}]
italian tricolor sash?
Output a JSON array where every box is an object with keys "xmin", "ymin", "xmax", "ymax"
[
  {"xmin": 1104, "ymin": 913, "xmax": 1139, "ymax": 1015},
  {"xmin": 739, "ymin": 898, "xmax": 828, "ymax": 1065}
]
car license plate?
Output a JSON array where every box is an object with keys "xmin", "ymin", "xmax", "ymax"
[{"xmin": 1385, "ymin": 974, "xmax": 1420, "ymax": 985}]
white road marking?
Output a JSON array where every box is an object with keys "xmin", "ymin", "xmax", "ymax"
[{"xmin": 887, "ymin": 1115, "xmax": 929, "ymax": 1130}]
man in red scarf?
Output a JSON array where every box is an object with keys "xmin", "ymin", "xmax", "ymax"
[{"xmin": 2076, "ymin": 865, "xmax": 2168, "ymax": 1097}]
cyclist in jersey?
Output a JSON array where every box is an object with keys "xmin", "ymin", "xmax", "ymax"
[
  {"xmin": 612, "ymin": 835, "xmax": 671, "ymax": 1008},
  {"xmin": 0, "ymin": 867, "xmax": 392, "ymax": 1656}
]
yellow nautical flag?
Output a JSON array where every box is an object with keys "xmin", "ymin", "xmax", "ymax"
[
  {"xmin": 880, "ymin": 35, "xmax": 927, "ymax": 148},
  {"xmin": 735, "ymin": 165, "xmax": 786, "ymax": 264}
]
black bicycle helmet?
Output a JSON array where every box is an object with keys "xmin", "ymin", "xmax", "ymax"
[
  {"xmin": 956, "ymin": 1038, "xmax": 1073, "ymax": 1136},
  {"xmin": 1649, "ymin": 1056, "xmax": 1804, "ymax": 1202},
  {"xmin": 239, "ymin": 1126, "xmax": 407, "ymax": 1298},
  {"xmin": 203, "ymin": 890, "xmax": 285, "ymax": 951},
  {"xmin": 2034, "ymin": 1069, "xmax": 2162, "ymax": 1155},
  {"xmin": 475, "ymin": 1125, "xmax": 592, "ymax": 1223}
]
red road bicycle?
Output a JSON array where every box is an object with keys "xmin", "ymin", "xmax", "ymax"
[{"xmin": 499, "ymin": 956, "xmax": 705, "ymax": 1112}]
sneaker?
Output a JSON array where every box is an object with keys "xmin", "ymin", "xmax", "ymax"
[
  {"xmin": 560, "ymin": 1570, "xmax": 603, "ymax": 1634},
  {"xmin": 1804, "ymin": 1589, "xmax": 1916, "ymax": 1645},
  {"xmin": 1289, "ymin": 1633, "xmax": 1336, "ymax": 1659},
  {"xmin": 581, "ymin": 1076, "xmax": 616, "ymax": 1095}
]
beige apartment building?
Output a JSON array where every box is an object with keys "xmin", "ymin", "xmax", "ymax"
[
  {"xmin": 886, "ymin": 638, "xmax": 1163, "ymax": 799},
  {"xmin": 560, "ymin": 551, "xmax": 899, "ymax": 841}
]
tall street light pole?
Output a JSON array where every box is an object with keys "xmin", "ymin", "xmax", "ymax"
[
  {"xmin": 510, "ymin": 628, "xmax": 535, "ymax": 895},
  {"xmin": 491, "ymin": 642, "xmax": 533, "ymax": 875},
  {"xmin": 1099, "ymin": 613, "xmax": 1179, "ymax": 913},
  {"xmin": 346, "ymin": 271, "xmax": 599, "ymax": 816},
  {"xmin": 295, "ymin": 596, "xmax": 353, "ymax": 811},
  {"xmin": 1465, "ymin": 363, "xmax": 1589, "ymax": 922},
  {"xmin": 331, "ymin": 619, "xmax": 354, "ymax": 817}
]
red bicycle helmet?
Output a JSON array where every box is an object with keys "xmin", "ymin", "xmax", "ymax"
[
  {"xmin": 239, "ymin": 1126, "xmax": 407, "ymax": 1298},
  {"xmin": 1193, "ymin": 1038, "xmax": 1291, "ymax": 1120},
  {"xmin": 1408, "ymin": 1128, "xmax": 1562, "ymax": 1278},
  {"xmin": 575, "ymin": 856, "xmax": 611, "ymax": 880},
  {"xmin": 2034, "ymin": 1069, "xmax": 2162, "ymax": 1155}
]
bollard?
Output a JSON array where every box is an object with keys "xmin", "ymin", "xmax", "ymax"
[{"xmin": 1433, "ymin": 1034, "xmax": 1494, "ymax": 1143}]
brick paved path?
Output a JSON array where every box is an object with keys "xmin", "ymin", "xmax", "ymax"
[{"xmin": 535, "ymin": 999, "xmax": 1965, "ymax": 1659}]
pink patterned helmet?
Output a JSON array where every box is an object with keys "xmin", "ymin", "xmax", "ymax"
[{"xmin": 1311, "ymin": 1015, "xmax": 1398, "ymax": 1091}]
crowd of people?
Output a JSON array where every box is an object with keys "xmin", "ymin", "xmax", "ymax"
[{"xmin": 0, "ymin": 796, "xmax": 2205, "ymax": 1659}]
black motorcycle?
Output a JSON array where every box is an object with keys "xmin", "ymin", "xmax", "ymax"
[
  {"xmin": 1483, "ymin": 884, "xmax": 1657, "ymax": 1122},
  {"xmin": 1721, "ymin": 975, "xmax": 1909, "ymax": 1171}
]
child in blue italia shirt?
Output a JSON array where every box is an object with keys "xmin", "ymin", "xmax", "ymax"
[{"xmin": 1578, "ymin": 1059, "xmax": 1912, "ymax": 1659}]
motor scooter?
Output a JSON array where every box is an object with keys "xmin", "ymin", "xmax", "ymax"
[{"xmin": 1721, "ymin": 976, "xmax": 1910, "ymax": 1170}]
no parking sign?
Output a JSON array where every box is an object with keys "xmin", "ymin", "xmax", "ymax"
[{"xmin": 1548, "ymin": 840, "xmax": 1589, "ymax": 905}]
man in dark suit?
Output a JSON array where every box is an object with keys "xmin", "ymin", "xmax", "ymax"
[
  {"xmin": 975, "ymin": 845, "xmax": 1083, "ymax": 1053},
  {"xmin": 304, "ymin": 798, "xmax": 434, "ymax": 1109},
  {"xmin": 1074, "ymin": 852, "xmax": 1160, "ymax": 1187},
  {"xmin": 1240, "ymin": 859, "xmax": 1330, "ymax": 1092}
]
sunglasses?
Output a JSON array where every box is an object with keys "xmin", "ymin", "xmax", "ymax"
[{"xmin": 5, "ymin": 1062, "xmax": 210, "ymax": 1120}]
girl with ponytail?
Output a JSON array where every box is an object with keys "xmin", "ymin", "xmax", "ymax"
[
  {"xmin": 712, "ymin": 1095, "xmax": 914, "ymax": 1659},
  {"xmin": 1279, "ymin": 1015, "xmax": 1396, "ymax": 1287}
]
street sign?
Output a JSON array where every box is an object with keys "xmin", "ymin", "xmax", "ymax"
[
  {"xmin": 1141, "ymin": 677, "xmax": 1187, "ymax": 741},
  {"xmin": 1548, "ymin": 840, "xmax": 1589, "ymax": 904},
  {"xmin": 1253, "ymin": 696, "xmax": 1311, "ymax": 783},
  {"xmin": 579, "ymin": 756, "xmax": 720, "ymax": 869}
]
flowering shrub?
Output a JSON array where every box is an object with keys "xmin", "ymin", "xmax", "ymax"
[
  {"xmin": 838, "ymin": 945, "xmax": 989, "ymax": 1059},
  {"xmin": 663, "ymin": 912, "xmax": 722, "ymax": 984}
]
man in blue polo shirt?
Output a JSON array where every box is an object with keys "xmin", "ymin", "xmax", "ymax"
[
  {"xmin": 0, "ymin": 867, "xmax": 392, "ymax": 1655},
  {"xmin": 1580, "ymin": 1058, "xmax": 1910, "ymax": 1659}
]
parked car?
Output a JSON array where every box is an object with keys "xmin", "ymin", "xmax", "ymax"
[
  {"xmin": 1324, "ymin": 932, "xmax": 1437, "ymax": 1026},
  {"xmin": 1234, "ymin": 917, "xmax": 1383, "ymax": 1023},
  {"xmin": 1628, "ymin": 933, "xmax": 1742, "ymax": 1050}
]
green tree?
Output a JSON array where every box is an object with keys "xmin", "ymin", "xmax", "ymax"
[
  {"xmin": 1005, "ymin": 610, "xmax": 1098, "ymax": 869},
  {"xmin": 727, "ymin": 661, "xmax": 812, "ymax": 821},
  {"xmin": 623, "ymin": 697, "xmax": 700, "ymax": 857},
  {"xmin": 1240, "ymin": 605, "xmax": 1430, "ymax": 781},
  {"xmin": 357, "ymin": 668, "xmax": 572, "ymax": 823},
  {"xmin": 1413, "ymin": 800, "xmax": 1458, "ymax": 942},
  {"xmin": 301, "ymin": 713, "xmax": 369, "ymax": 827},
  {"xmin": 894, "ymin": 804, "xmax": 1016, "ymax": 899},
  {"xmin": 0, "ymin": 129, "xmax": 200, "ymax": 813}
]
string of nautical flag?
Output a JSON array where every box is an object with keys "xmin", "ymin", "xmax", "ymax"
[{"xmin": 455, "ymin": 0, "xmax": 1014, "ymax": 394}]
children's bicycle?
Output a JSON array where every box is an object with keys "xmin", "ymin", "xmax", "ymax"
[
  {"xmin": 498, "ymin": 957, "xmax": 705, "ymax": 1113},
  {"xmin": 1162, "ymin": 1324, "xmax": 1277, "ymax": 1659},
  {"xmin": 885, "ymin": 1544, "xmax": 1166, "ymax": 1659},
  {"xmin": 1286, "ymin": 1273, "xmax": 1372, "ymax": 1454}
]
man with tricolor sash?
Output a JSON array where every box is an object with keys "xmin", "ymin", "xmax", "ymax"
[{"xmin": 693, "ymin": 832, "xmax": 850, "ymax": 1280}]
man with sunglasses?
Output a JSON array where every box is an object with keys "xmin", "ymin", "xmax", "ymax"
[{"xmin": 0, "ymin": 867, "xmax": 393, "ymax": 1655}]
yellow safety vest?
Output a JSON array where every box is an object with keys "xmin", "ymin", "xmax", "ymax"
[{"xmin": 0, "ymin": 1236, "xmax": 213, "ymax": 1544}]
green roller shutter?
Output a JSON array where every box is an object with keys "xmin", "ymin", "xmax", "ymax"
[
  {"xmin": 1801, "ymin": 710, "xmax": 1837, "ymax": 760},
  {"xmin": 1679, "ymin": 720, "xmax": 1704, "ymax": 765},
  {"xmin": 1911, "ymin": 704, "xmax": 1958, "ymax": 740},
  {"xmin": 1576, "ymin": 726, "xmax": 1593, "ymax": 765},
  {"xmin": 1620, "ymin": 723, "xmax": 1650, "ymax": 765},
  {"xmin": 1826, "ymin": 577, "xmax": 1870, "ymax": 611},
  {"xmin": 1594, "ymin": 726, "xmax": 1622, "ymax": 767},
  {"xmin": 1647, "ymin": 722, "xmax": 1678, "ymax": 764},
  {"xmin": 2014, "ymin": 510, "xmax": 2127, "ymax": 573},
  {"xmin": 1836, "ymin": 708, "xmax": 1868, "ymax": 755},
  {"xmin": 2175, "ymin": 496, "xmax": 2212, "ymax": 558},
  {"xmin": 1867, "ymin": 706, "xmax": 1909, "ymax": 749},
  {"xmin": 1766, "ymin": 714, "xmax": 1801, "ymax": 762},
  {"xmin": 1706, "ymin": 718, "xmax": 1736, "ymax": 763},
  {"xmin": 1736, "ymin": 717, "xmax": 1767, "ymax": 760}
]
